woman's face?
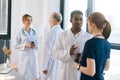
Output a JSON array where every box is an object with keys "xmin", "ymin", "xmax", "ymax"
[{"xmin": 23, "ymin": 17, "xmax": 32, "ymax": 27}]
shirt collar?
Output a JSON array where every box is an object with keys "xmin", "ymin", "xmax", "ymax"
[
  {"xmin": 68, "ymin": 29, "xmax": 84, "ymax": 37},
  {"xmin": 22, "ymin": 28, "xmax": 33, "ymax": 35},
  {"xmin": 51, "ymin": 24, "xmax": 60, "ymax": 30}
]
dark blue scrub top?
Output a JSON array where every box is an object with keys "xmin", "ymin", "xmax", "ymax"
[{"xmin": 80, "ymin": 37, "xmax": 111, "ymax": 80}]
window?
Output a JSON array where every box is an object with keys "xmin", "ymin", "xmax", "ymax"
[
  {"xmin": 0, "ymin": 0, "xmax": 11, "ymax": 64},
  {"xmin": 60, "ymin": 0, "xmax": 120, "ymax": 79},
  {"xmin": 63, "ymin": 0, "xmax": 88, "ymax": 31},
  {"xmin": 104, "ymin": 49, "xmax": 120, "ymax": 80},
  {"xmin": 61, "ymin": 0, "xmax": 120, "ymax": 49},
  {"xmin": 0, "ymin": 0, "xmax": 11, "ymax": 39},
  {"xmin": 94, "ymin": 0, "xmax": 120, "ymax": 44},
  {"xmin": 93, "ymin": 1, "xmax": 120, "ymax": 79}
]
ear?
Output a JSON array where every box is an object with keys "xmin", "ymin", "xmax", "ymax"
[
  {"xmin": 89, "ymin": 21, "xmax": 92, "ymax": 26},
  {"xmin": 92, "ymin": 23, "xmax": 96, "ymax": 28},
  {"xmin": 90, "ymin": 22, "xmax": 94, "ymax": 27}
]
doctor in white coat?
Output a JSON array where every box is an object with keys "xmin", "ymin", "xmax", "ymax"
[
  {"xmin": 53, "ymin": 10, "xmax": 92, "ymax": 80},
  {"xmin": 14, "ymin": 14, "xmax": 39, "ymax": 80},
  {"xmin": 41, "ymin": 12, "xmax": 63, "ymax": 80}
]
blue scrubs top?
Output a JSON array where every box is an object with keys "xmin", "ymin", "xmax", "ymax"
[{"xmin": 80, "ymin": 37, "xmax": 111, "ymax": 80}]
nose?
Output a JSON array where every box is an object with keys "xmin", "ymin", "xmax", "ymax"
[{"xmin": 77, "ymin": 20, "xmax": 82, "ymax": 24}]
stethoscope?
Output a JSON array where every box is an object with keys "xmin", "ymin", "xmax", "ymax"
[{"xmin": 22, "ymin": 28, "xmax": 36, "ymax": 36}]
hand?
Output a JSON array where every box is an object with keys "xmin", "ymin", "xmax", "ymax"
[
  {"xmin": 2, "ymin": 45, "xmax": 12, "ymax": 56},
  {"xmin": 5, "ymin": 50, "xmax": 12, "ymax": 56},
  {"xmin": 75, "ymin": 53, "xmax": 82, "ymax": 58},
  {"xmin": 73, "ymin": 62, "xmax": 79, "ymax": 69},
  {"xmin": 25, "ymin": 43, "xmax": 35, "ymax": 48},
  {"xmin": 43, "ymin": 70, "xmax": 48, "ymax": 74},
  {"xmin": 74, "ymin": 53, "xmax": 82, "ymax": 63},
  {"xmin": 25, "ymin": 43, "xmax": 31, "ymax": 48},
  {"xmin": 31, "ymin": 43, "xmax": 35, "ymax": 48},
  {"xmin": 70, "ymin": 45, "xmax": 78, "ymax": 56},
  {"xmin": 2, "ymin": 45, "xmax": 7, "ymax": 52}
]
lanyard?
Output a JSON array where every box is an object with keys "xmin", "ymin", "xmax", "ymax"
[{"xmin": 94, "ymin": 34, "xmax": 105, "ymax": 39}]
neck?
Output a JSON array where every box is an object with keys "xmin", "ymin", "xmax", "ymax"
[
  {"xmin": 51, "ymin": 24, "xmax": 59, "ymax": 29},
  {"xmin": 93, "ymin": 33, "xmax": 102, "ymax": 36},
  {"xmin": 71, "ymin": 28, "xmax": 81, "ymax": 35},
  {"xmin": 24, "ymin": 26, "xmax": 30, "ymax": 32},
  {"xmin": 92, "ymin": 28, "xmax": 102, "ymax": 35},
  {"xmin": 92, "ymin": 32, "xmax": 104, "ymax": 38}
]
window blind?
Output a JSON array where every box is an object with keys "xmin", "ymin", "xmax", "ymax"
[{"xmin": 0, "ymin": 0, "xmax": 8, "ymax": 35}]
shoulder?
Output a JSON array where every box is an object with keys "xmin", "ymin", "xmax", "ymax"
[
  {"xmin": 53, "ymin": 26, "xmax": 63, "ymax": 33},
  {"xmin": 58, "ymin": 30, "xmax": 69, "ymax": 37},
  {"xmin": 30, "ymin": 28, "xmax": 37, "ymax": 35},
  {"xmin": 81, "ymin": 30, "xmax": 93, "ymax": 38},
  {"xmin": 105, "ymin": 40, "xmax": 111, "ymax": 48},
  {"xmin": 45, "ymin": 29, "xmax": 57, "ymax": 40},
  {"xmin": 31, "ymin": 28, "xmax": 36, "ymax": 33},
  {"xmin": 17, "ymin": 28, "xmax": 23, "ymax": 35},
  {"xmin": 61, "ymin": 30, "xmax": 70, "ymax": 35},
  {"xmin": 85, "ymin": 38, "xmax": 94, "ymax": 46},
  {"xmin": 48, "ymin": 29, "xmax": 56, "ymax": 36}
]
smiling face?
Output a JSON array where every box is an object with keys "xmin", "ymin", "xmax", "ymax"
[
  {"xmin": 22, "ymin": 14, "xmax": 33, "ymax": 28},
  {"xmin": 23, "ymin": 16, "xmax": 32, "ymax": 27}
]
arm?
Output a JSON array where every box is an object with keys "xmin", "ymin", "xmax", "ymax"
[
  {"xmin": 73, "ymin": 58, "xmax": 95, "ymax": 77},
  {"xmin": 14, "ymin": 32, "xmax": 26, "ymax": 50},
  {"xmin": 52, "ymin": 33, "xmax": 73, "ymax": 62},
  {"xmin": 80, "ymin": 58, "xmax": 95, "ymax": 76},
  {"xmin": 2, "ymin": 45, "xmax": 12, "ymax": 56},
  {"xmin": 30, "ymin": 35, "xmax": 38, "ymax": 49},
  {"xmin": 104, "ymin": 58, "xmax": 110, "ymax": 71},
  {"xmin": 41, "ymin": 32, "xmax": 54, "ymax": 74},
  {"xmin": 73, "ymin": 41, "xmax": 96, "ymax": 76},
  {"xmin": 14, "ymin": 30, "xmax": 38, "ymax": 50}
]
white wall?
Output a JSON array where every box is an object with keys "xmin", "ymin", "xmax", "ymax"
[{"xmin": 10, "ymin": 0, "xmax": 60, "ymax": 71}]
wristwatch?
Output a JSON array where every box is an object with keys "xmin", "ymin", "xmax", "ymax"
[{"xmin": 76, "ymin": 64, "xmax": 81, "ymax": 70}]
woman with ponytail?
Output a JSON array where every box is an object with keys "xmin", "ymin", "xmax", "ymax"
[{"xmin": 73, "ymin": 12, "xmax": 111, "ymax": 80}]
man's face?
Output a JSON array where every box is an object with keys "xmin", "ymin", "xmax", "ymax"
[
  {"xmin": 49, "ymin": 14, "xmax": 57, "ymax": 27},
  {"xmin": 70, "ymin": 14, "xmax": 83, "ymax": 30}
]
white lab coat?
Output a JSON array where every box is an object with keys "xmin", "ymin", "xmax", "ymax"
[
  {"xmin": 53, "ymin": 29, "xmax": 92, "ymax": 80},
  {"xmin": 41, "ymin": 25, "xmax": 63, "ymax": 80},
  {"xmin": 14, "ymin": 28, "xmax": 39, "ymax": 80}
]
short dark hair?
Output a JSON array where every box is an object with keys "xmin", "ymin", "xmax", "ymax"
[{"xmin": 70, "ymin": 10, "xmax": 83, "ymax": 19}]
